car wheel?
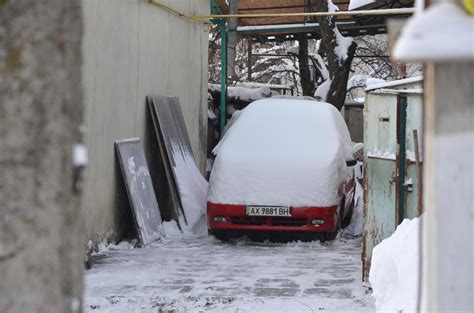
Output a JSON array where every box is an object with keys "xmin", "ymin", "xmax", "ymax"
[{"xmin": 209, "ymin": 230, "xmax": 230, "ymax": 242}]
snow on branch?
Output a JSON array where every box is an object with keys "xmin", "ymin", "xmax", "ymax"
[{"xmin": 327, "ymin": 0, "xmax": 354, "ymax": 64}]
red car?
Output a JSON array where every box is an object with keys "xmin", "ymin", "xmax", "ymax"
[{"xmin": 207, "ymin": 99, "xmax": 358, "ymax": 241}]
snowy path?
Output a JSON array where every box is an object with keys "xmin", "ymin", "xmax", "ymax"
[{"xmin": 84, "ymin": 237, "xmax": 374, "ymax": 312}]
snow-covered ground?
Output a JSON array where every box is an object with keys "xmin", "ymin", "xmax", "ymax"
[{"xmin": 84, "ymin": 237, "xmax": 374, "ymax": 312}]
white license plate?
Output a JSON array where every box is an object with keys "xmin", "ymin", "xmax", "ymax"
[{"xmin": 245, "ymin": 206, "xmax": 291, "ymax": 217}]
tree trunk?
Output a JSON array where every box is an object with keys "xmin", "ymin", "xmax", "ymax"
[
  {"xmin": 298, "ymin": 36, "xmax": 315, "ymax": 96},
  {"xmin": 315, "ymin": 0, "xmax": 357, "ymax": 110},
  {"xmin": 0, "ymin": 1, "xmax": 84, "ymax": 312}
]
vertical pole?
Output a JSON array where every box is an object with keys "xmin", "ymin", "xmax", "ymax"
[
  {"xmin": 398, "ymin": 95, "xmax": 407, "ymax": 224},
  {"xmin": 220, "ymin": 23, "xmax": 228, "ymax": 133},
  {"xmin": 413, "ymin": 129, "xmax": 423, "ymax": 216},
  {"xmin": 247, "ymin": 39, "xmax": 252, "ymax": 81}
]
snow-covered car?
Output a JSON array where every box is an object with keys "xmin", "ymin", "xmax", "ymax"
[{"xmin": 207, "ymin": 98, "xmax": 357, "ymax": 241}]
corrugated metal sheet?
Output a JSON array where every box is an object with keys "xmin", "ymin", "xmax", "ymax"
[{"xmin": 148, "ymin": 96, "xmax": 196, "ymax": 228}]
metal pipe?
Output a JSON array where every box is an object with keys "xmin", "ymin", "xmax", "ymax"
[
  {"xmin": 247, "ymin": 40, "xmax": 252, "ymax": 81},
  {"xmin": 413, "ymin": 129, "xmax": 423, "ymax": 216},
  {"xmin": 148, "ymin": 0, "xmax": 211, "ymax": 25},
  {"xmin": 192, "ymin": 8, "xmax": 416, "ymax": 19},
  {"xmin": 149, "ymin": 0, "xmax": 414, "ymax": 21}
]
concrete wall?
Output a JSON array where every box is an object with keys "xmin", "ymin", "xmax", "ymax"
[
  {"xmin": 0, "ymin": 1, "xmax": 84, "ymax": 312},
  {"xmin": 81, "ymin": 0, "xmax": 209, "ymax": 243},
  {"xmin": 424, "ymin": 62, "xmax": 473, "ymax": 312}
]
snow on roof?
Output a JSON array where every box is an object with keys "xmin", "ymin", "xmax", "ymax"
[
  {"xmin": 365, "ymin": 76, "xmax": 423, "ymax": 91},
  {"xmin": 347, "ymin": 74, "xmax": 386, "ymax": 91},
  {"xmin": 208, "ymin": 99, "xmax": 353, "ymax": 207},
  {"xmin": 394, "ymin": 2, "xmax": 474, "ymax": 61}
]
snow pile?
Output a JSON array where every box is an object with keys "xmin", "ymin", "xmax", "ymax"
[
  {"xmin": 369, "ymin": 217, "xmax": 421, "ymax": 312},
  {"xmin": 394, "ymin": 2, "xmax": 474, "ymax": 61},
  {"xmin": 171, "ymin": 142, "xmax": 209, "ymax": 237},
  {"xmin": 349, "ymin": 0, "xmax": 376, "ymax": 10},
  {"xmin": 209, "ymin": 99, "xmax": 353, "ymax": 207},
  {"xmin": 92, "ymin": 240, "xmax": 138, "ymax": 256}
]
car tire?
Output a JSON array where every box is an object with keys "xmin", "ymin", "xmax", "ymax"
[{"xmin": 209, "ymin": 230, "xmax": 230, "ymax": 242}]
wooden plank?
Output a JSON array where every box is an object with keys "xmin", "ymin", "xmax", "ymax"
[{"xmin": 115, "ymin": 138, "xmax": 164, "ymax": 246}]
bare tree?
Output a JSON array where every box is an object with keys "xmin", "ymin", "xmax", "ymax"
[
  {"xmin": 312, "ymin": 0, "xmax": 357, "ymax": 110},
  {"xmin": 298, "ymin": 37, "xmax": 316, "ymax": 96}
]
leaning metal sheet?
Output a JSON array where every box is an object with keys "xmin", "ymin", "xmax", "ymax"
[
  {"xmin": 115, "ymin": 138, "xmax": 164, "ymax": 246},
  {"xmin": 148, "ymin": 96, "xmax": 196, "ymax": 226}
]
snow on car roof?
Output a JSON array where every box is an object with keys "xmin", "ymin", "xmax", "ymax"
[{"xmin": 208, "ymin": 99, "xmax": 353, "ymax": 207}]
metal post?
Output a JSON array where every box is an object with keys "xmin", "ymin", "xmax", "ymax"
[
  {"xmin": 220, "ymin": 23, "xmax": 228, "ymax": 133},
  {"xmin": 247, "ymin": 39, "xmax": 252, "ymax": 81},
  {"xmin": 398, "ymin": 95, "xmax": 407, "ymax": 224}
]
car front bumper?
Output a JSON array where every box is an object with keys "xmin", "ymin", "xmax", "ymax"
[{"xmin": 207, "ymin": 202, "xmax": 338, "ymax": 233}]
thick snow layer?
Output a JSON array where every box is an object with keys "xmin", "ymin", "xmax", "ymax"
[
  {"xmin": 349, "ymin": 0, "xmax": 376, "ymax": 10},
  {"xmin": 209, "ymin": 99, "xmax": 353, "ymax": 207},
  {"xmin": 394, "ymin": 3, "xmax": 474, "ymax": 61},
  {"xmin": 84, "ymin": 237, "xmax": 374, "ymax": 312},
  {"xmin": 365, "ymin": 76, "xmax": 423, "ymax": 92},
  {"xmin": 369, "ymin": 217, "xmax": 421, "ymax": 312},
  {"xmin": 171, "ymin": 142, "xmax": 208, "ymax": 237}
]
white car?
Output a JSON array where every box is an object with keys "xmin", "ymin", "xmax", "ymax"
[{"xmin": 207, "ymin": 98, "xmax": 358, "ymax": 241}]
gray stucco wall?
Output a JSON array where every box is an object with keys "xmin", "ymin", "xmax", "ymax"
[
  {"xmin": 81, "ymin": 0, "xmax": 209, "ymax": 243},
  {"xmin": 0, "ymin": 1, "xmax": 84, "ymax": 312}
]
